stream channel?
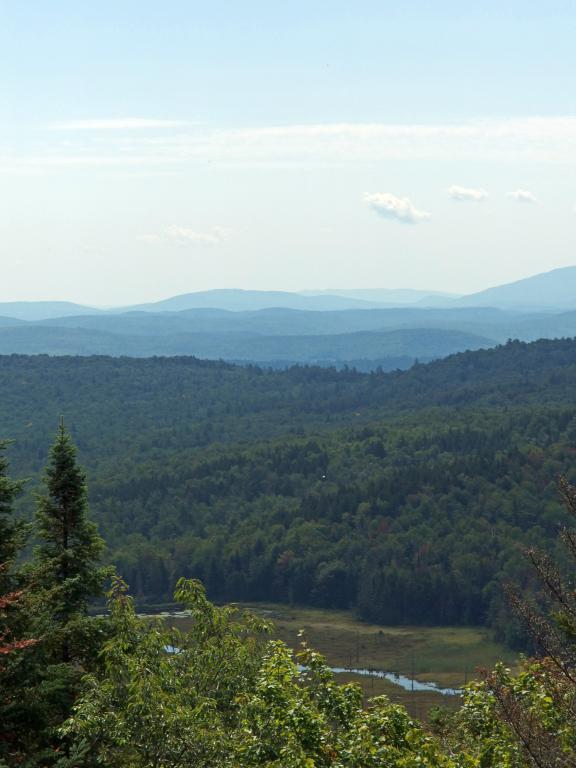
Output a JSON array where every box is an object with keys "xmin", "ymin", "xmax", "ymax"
[{"xmin": 164, "ymin": 646, "xmax": 461, "ymax": 696}]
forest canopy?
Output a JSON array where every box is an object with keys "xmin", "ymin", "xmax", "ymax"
[
  {"xmin": 2, "ymin": 338, "xmax": 576, "ymax": 637},
  {"xmin": 2, "ymin": 427, "xmax": 576, "ymax": 766}
]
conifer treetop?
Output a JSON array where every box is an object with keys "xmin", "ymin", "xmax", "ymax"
[{"xmin": 33, "ymin": 421, "xmax": 108, "ymax": 617}]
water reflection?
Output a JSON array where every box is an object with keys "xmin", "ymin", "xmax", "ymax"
[
  {"xmin": 165, "ymin": 646, "xmax": 461, "ymax": 696},
  {"xmin": 330, "ymin": 666, "xmax": 461, "ymax": 695}
]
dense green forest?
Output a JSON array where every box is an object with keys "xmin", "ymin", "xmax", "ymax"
[
  {"xmin": 2, "ymin": 338, "xmax": 576, "ymax": 638},
  {"xmin": 2, "ymin": 427, "xmax": 576, "ymax": 766}
]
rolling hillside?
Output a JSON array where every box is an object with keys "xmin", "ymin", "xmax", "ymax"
[
  {"xmin": 0, "ymin": 324, "xmax": 494, "ymax": 363},
  {"xmin": 2, "ymin": 338, "xmax": 576, "ymax": 636}
]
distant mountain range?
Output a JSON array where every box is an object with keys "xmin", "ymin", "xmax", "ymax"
[
  {"xmin": 453, "ymin": 266, "xmax": 576, "ymax": 310},
  {"xmin": 3, "ymin": 266, "xmax": 576, "ymax": 320},
  {"xmin": 299, "ymin": 288, "xmax": 459, "ymax": 305},
  {"xmin": 1, "ymin": 266, "xmax": 576, "ymax": 367},
  {"xmin": 0, "ymin": 324, "xmax": 493, "ymax": 364},
  {"xmin": 0, "ymin": 301, "xmax": 100, "ymax": 322},
  {"xmin": 122, "ymin": 289, "xmax": 390, "ymax": 313}
]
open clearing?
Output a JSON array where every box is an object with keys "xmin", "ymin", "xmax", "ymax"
[{"xmin": 167, "ymin": 602, "xmax": 518, "ymax": 719}]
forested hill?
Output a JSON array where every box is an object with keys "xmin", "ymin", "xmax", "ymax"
[
  {"xmin": 2, "ymin": 336, "xmax": 576, "ymax": 637},
  {"xmin": 2, "ymin": 337, "xmax": 576, "ymax": 461}
]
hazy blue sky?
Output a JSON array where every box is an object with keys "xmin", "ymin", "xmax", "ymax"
[{"xmin": 1, "ymin": 1, "xmax": 576, "ymax": 304}]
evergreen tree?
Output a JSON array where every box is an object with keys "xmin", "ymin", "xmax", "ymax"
[
  {"xmin": 0, "ymin": 441, "xmax": 26, "ymax": 592},
  {"xmin": 16, "ymin": 423, "xmax": 112, "ymax": 764},
  {"xmin": 0, "ymin": 442, "xmax": 34, "ymax": 765},
  {"xmin": 30, "ymin": 420, "xmax": 110, "ymax": 664}
]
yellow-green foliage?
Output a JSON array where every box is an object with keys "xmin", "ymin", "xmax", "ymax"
[{"xmin": 58, "ymin": 578, "xmax": 570, "ymax": 768}]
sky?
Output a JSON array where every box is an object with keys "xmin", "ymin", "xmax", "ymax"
[{"xmin": 1, "ymin": 1, "xmax": 576, "ymax": 305}]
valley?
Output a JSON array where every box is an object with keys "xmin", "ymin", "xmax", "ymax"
[
  {"xmin": 3, "ymin": 337, "xmax": 576, "ymax": 644},
  {"xmin": 164, "ymin": 604, "xmax": 518, "ymax": 719}
]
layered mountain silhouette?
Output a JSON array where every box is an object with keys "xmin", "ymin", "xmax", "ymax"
[
  {"xmin": 0, "ymin": 301, "xmax": 100, "ymax": 321},
  {"xmin": 453, "ymin": 266, "xmax": 576, "ymax": 310},
  {"xmin": 1, "ymin": 266, "xmax": 575, "ymax": 367}
]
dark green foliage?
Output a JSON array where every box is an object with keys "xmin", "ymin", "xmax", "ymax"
[
  {"xmin": 97, "ymin": 408, "xmax": 574, "ymax": 633},
  {"xmin": 4, "ymin": 426, "xmax": 112, "ymax": 765},
  {"xmin": 31, "ymin": 422, "xmax": 108, "ymax": 628},
  {"xmin": 0, "ymin": 405, "xmax": 575, "ymax": 763},
  {"xmin": 0, "ymin": 442, "xmax": 26, "ymax": 588},
  {"xmin": 0, "ymin": 444, "xmax": 34, "ymax": 766},
  {"xmin": 442, "ymin": 480, "xmax": 576, "ymax": 767},
  {"xmin": 3, "ymin": 338, "xmax": 576, "ymax": 634}
]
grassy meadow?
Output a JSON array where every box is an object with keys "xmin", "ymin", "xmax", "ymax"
[{"xmin": 166, "ymin": 603, "xmax": 518, "ymax": 719}]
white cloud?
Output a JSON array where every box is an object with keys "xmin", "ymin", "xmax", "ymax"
[
  {"xmin": 5, "ymin": 116, "xmax": 576, "ymax": 173},
  {"xmin": 365, "ymin": 192, "xmax": 431, "ymax": 224},
  {"xmin": 139, "ymin": 225, "xmax": 225, "ymax": 246},
  {"xmin": 49, "ymin": 118, "xmax": 187, "ymax": 131},
  {"xmin": 507, "ymin": 189, "xmax": 537, "ymax": 203},
  {"xmin": 448, "ymin": 185, "xmax": 488, "ymax": 202}
]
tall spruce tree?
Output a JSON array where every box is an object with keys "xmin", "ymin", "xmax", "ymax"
[
  {"xmin": 12, "ymin": 423, "xmax": 113, "ymax": 764},
  {"xmin": 30, "ymin": 420, "xmax": 110, "ymax": 663}
]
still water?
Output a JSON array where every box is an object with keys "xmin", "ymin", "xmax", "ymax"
[
  {"xmin": 165, "ymin": 646, "xmax": 461, "ymax": 696},
  {"xmin": 330, "ymin": 666, "xmax": 461, "ymax": 695}
]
